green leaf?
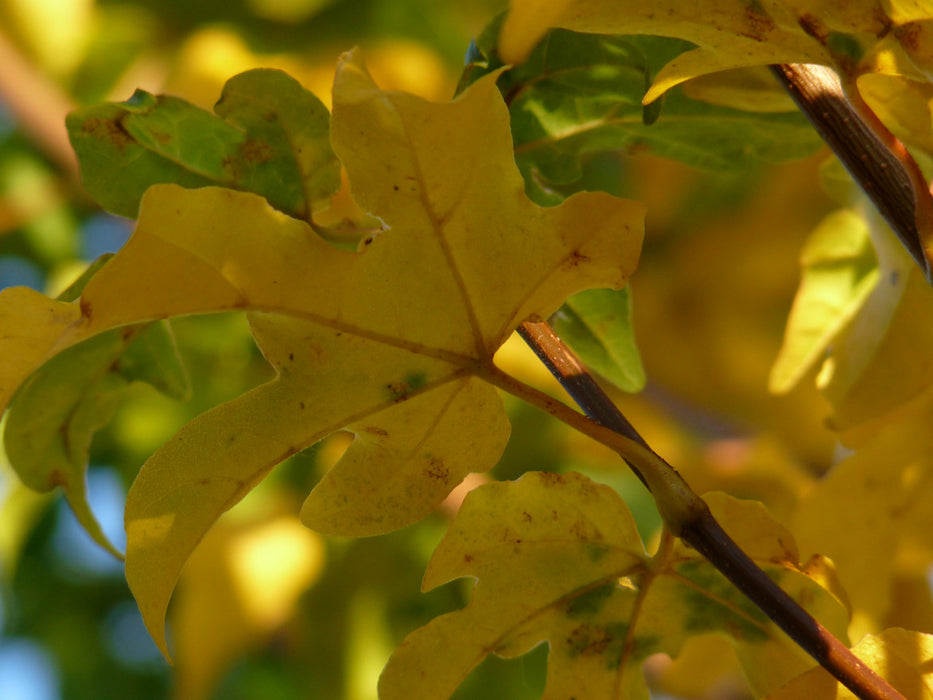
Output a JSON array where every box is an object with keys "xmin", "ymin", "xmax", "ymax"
[
  {"xmin": 463, "ymin": 28, "xmax": 822, "ymax": 205},
  {"xmin": 66, "ymin": 68, "xmax": 339, "ymax": 219},
  {"xmin": 551, "ymin": 286, "xmax": 645, "ymax": 392},
  {"xmin": 3, "ymin": 321, "xmax": 189, "ymax": 558},
  {"xmin": 380, "ymin": 472, "xmax": 849, "ymax": 700}
]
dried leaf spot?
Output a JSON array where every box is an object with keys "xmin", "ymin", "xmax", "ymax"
[
  {"xmin": 896, "ymin": 22, "xmax": 923, "ymax": 52},
  {"xmin": 386, "ymin": 381, "xmax": 409, "ymax": 401},
  {"xmin": 741, "ymin": 1, "xmax": 775, "ymax": 41},
  {"xmin": 538, "ymin": 471, "xmax": 568, "ymax": 486},
  {"xmin": 240, "ymin": 138, "xmax": 275, "ymax": 165},
  {"xmin": 463, "ymin": 554, "xmax": 474, "ymax": 563},
  {"xmin": 566, "ymin": 249, "xmax": 591, "ymax": 268},
  {"xmin": 797, "ymin": 13, "xmax": 828, "ymax": 43},
  {"xmin": 82, "ymin": 117, "xmax": 133, "ymax": 150},
  {"xmin": 385, "ymin": 371, "xmax": 428, "ymax": 402},
  {"xmin": 47, "ymin": 470, "xmax": 69, "ymax": 489},
  {"xmin": 564, "ymin": 622, "xmax": 628, "ymax": 668},
  {"xmin": 425, "ymin": 458, "xmax": 448, "ymax": 481},
  {"xmin": 360, "ymin": 425, "xmax": 389, "ymax": 437}
]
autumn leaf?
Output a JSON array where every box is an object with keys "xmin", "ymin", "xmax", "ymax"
[
  {"xmin": 67, "ymin": 68, "xmax": 340, "ymax": 220},
  {"xmin": 0, "ymin": 50, "xmax": 643, "ymax": 657},
  {"xmin": 498, "ymin": 0, "xmax": 933, "ymax": 115},
  {"xmin": 499, "ymin": 0, "xmax": 825, "ymax": 99},
  {"xmin": 793, "ymin": 384, "xmax": 933, "ymax": 637},
  {"xmin": 379, "ymin": 472, "xmax": 849, "ymax": 700},
  {"xmin": 3, "ymin": 322, "xmax": 188, "ymax": 558},
  {"xmin": 769, "ymin": 208, "xmax": 878, "ymax": 394},
  {"xmin": 2, "ymin": 254, "xmax": 189, "ymax": 558}
]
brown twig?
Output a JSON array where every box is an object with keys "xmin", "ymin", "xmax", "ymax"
[
  {"xmin": 772, "ymin": 63, "xmax": 933, "ymax": 281},
  {"xmin": 0, "ymin": 27, "xmax": 79, "ymax": 178},
  {"xmin": 517, "ymin": 319, "xmax": 906, "ymax": 700}
]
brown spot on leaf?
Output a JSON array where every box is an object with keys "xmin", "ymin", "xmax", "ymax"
[
  {"xmin": 47, "ymin": 470, "xmax": 68, "ymax": 488},
  {"xmin": 426, "ymin": 458, "xmax": 448, "ymax": 481},
  {"xmin": 464, "ymin": 554, "xmax": 474, "ymax": 563},
  {"xmin": 566, "ymin": 624, "xmax": 613, "ymax": 657},
  {"xmin": 521, "ymin": 511, "xmax": 533, "ymax": 522},
  {"xmin": 82, "ymin": 117, "xmax": 133, "ymax": 150},
  {"xmin": 538, "ymin": 471, "xmax": 567, "ymax": 486},
  {"xmin": 566, "ymin": 249, "xmax": 591, "ymax": 268},
  {"xmin": 80, "ymin": 297, "xmax": 93, "ymax": 318},
  {"xmin": 360, "ymin": 425, "xmax": 389, "ymax": 436},
  {"xmin": 387, "ymin": 381, "xmax": 409, "ymax": 401},
  {"xmin": 240, "ymin": 138, "xmax": 275, "ymax": 164},
  {"xmin": 896, "ymin": 22, "xmax": 923, "ymax": 52},
  {"xmin": 741, "ymin": 2, "xmax": 775, "ymax": 41},
  {"xmin": 798, "ymin": 13, "xmax": 828, "ymax": 42}
]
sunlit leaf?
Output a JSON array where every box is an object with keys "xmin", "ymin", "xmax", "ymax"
[
  {"xmin": 814, "ymin": 207, "xmax": 933, "ymax": 431},
  {"xmin": 0, "ymin": 50, "xmax": 644, "ymax": 657},
  {"xmin": 66, "ymin": 68, "xmax": 339, "ymax": 220},
  {"xmin": 766, "ymin": 628, "xmax": 933, "ymax": 699},
  {"xmin": 380, "ymin": 472, "xmax": 849, "ymax": 700},
  {"xmin": 770, "ymin": 208, "xmax": 879, "ymax": 394},
  {"xmin": 793, "ymin": 386, "xmax": 933, "ymax": 636},
  {"xmin": 498, "ymin": 0, "xmax": 933, "ymax": 110}
]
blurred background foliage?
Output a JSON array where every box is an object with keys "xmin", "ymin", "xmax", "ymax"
[{"xmin": 0, "ymin": 0, "xmax": 844, "ymax": 698}]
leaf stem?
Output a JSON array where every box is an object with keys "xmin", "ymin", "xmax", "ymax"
[
  {"xmin": 772, "ymin": 63, "xmax": 933, "ymax": 281},
  {"xmin": 489, "ymin": 319, "xmax": 906, "ymax": 700}
]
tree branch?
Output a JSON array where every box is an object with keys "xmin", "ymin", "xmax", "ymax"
[
  {"xmin": 772, "ymin": 63, "xmax": 933, "ymax": 281},
  {"xmin": 0, "ymin": 27, "xmax": 79, "ymax": 179},
  {"xmin": 517, "ymin": 319, "xmax": 905, "ymax": 700}
]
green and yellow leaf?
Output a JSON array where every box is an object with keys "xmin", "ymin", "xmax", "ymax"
[
  {"xmin": 498, "ymin": 0, "xmax": 933, "ymax": 151},
  {"xmin": 0, "ymin": 50, "xmax": 644, "ymax": 657},
  {"xmin": 3, "ymin": 322, "xmax": 188, "ymax": 558},
  {"xmin": 463, "ymin": 26, "xmax": 823, "ymax": 204},
  {"xmin": 380, "ymin": 472, "xmax": 849, "ymax": 700},
  {"xmin": 67, "ymin": 68, "xmax": 340, "ymax": 220}
]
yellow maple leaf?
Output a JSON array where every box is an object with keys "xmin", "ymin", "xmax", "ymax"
[
  {"xmin": 794, "ymin": 384, "xmax": 933, "ymax": 639},
  {"xmin": 0, "ymin": 50, "xmax": 644, "ymax": 657},
  {"xmin": 379, "ymin": 472, "xmax": 849, "ymax": 700}
]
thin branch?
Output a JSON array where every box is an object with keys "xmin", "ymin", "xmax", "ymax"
[
  {"xmin": 0, "ymin": 27, "xmax": 79, "ymax": 179},
  {"xmin": 772, "ymin": 63, "xmax": 933, "ymax": 281},
  {"xmin": 513, "ymin": 319, "xmax": 905, "ymax": 700}
]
